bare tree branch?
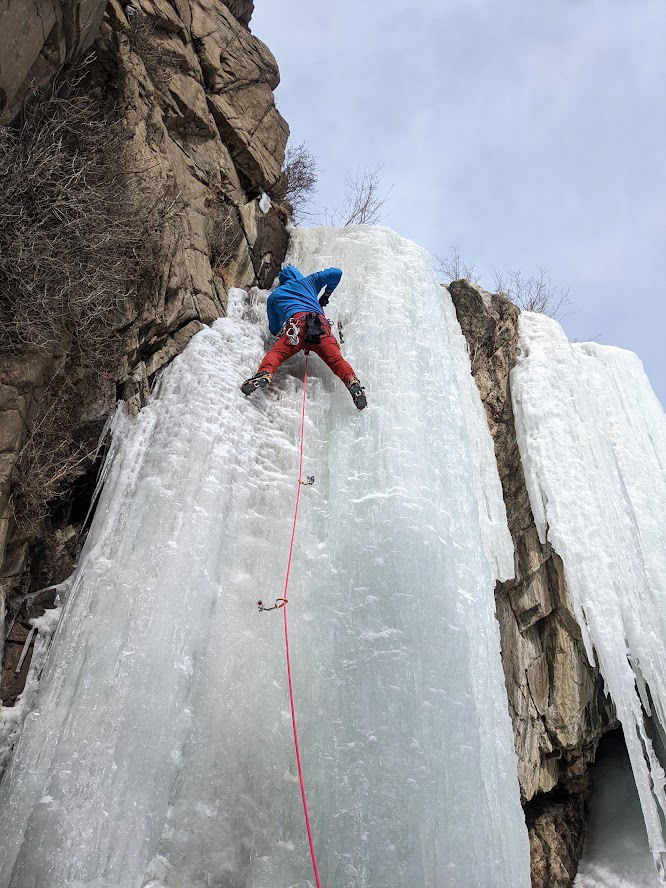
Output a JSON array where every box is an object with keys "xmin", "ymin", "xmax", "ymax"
[
  {"xmin": 328, "ymin": 165, "xmax": 391, "ymax": 227},
  {"xmin": 492, "ymin": 268, "xmax": 571, "ymax": 320},
  {"xmin": 0, "ymin": 62, "xmax": 170, "ymax": 537},
  {"xmin": 437, "ymin": 247, "xmax": 479, "ymax": 284},
  {"xmin": 0, "ymin": 64, "xmax": 163, "ymax": 365},
  {"xmin": 271, "ymin": 142, "xmax": 318, "ymax": 222}
]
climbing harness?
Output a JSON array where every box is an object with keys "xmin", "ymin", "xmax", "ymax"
[
  {"xmin": 303, "ymin": 312, "xmax": 324, "ymax": 345},
  {"xmin": 285, "ymin": 317, "xmax": 300, "ymax": 346},
  {"xmin": 257, "ymin": 354, "xmax": 323, "ymax": 888}
]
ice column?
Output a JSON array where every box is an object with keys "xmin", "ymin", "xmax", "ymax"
[
  {"xmin": 0, "ymin": 226, "xmax": 530, "ymax": 887},
  {"xmin": 512, "ymin": 311, "xmax": 666, "ymax": 875}
]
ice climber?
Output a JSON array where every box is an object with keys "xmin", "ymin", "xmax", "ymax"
[{"xmin": 241, "ymin": 265, "xmax": 367, "ymax": 409}]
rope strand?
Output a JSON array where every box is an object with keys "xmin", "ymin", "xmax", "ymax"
[{"xmin": 280, "ymin": 355, "xmax": 323, "ymax": 888}]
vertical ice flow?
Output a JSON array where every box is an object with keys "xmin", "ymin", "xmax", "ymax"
[
  {"xmin": 511, "ymin": 311, "xmax": 666, "ymax": 877},
  {"xmin": 0, "ymin": 226, "xmax": 530, "ymax": 887}
]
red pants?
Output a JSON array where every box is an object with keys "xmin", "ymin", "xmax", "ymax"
[{"xmin": 258, "ymin": 312, "xmax": 357, "ymax": 384}]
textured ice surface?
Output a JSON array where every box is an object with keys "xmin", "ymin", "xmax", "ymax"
[
  {"xmin": 0, "ymin": 226, "xmax": 529, "ymax": 887},
  {"xmin": 575, "ymin": 734, "xmax": 660, "ymax": 888},
  {"xmin": 0, "ymin": 603, "xmax": 62, "ymax": 771},
  {"xmin": 512, "ymin": 312, "xmax": 666, "ymax": 874}
]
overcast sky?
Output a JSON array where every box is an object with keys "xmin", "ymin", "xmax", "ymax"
[{"xmin": 252, "ymin": 1, "xmax": 665, "ymax": 404}]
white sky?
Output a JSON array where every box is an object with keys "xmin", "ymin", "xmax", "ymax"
[{"xmin": 252, "ymin": 0, "xmax": 665, "ymax": 404}]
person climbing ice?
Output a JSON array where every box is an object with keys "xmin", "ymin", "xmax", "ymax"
[{"xmin": 241, "ymin": 265, "xmax": 367, "ymax": 409}]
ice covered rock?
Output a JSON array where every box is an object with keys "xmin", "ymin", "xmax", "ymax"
[
  {"xmin": 0, "ymin": 226, "xmax": 530, "ymax": 887},
  {"xmin": 512, "ymin": 311, "xmax": 666, "ymax": 877}
]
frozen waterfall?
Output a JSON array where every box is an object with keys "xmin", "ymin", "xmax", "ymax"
[
  {"xmin": 511, "ymin": 312, "xmax": 666, "ymax": 878},
  {"xmin": 0, "ymin": 226, "xmax": 530, "ymax": 887}
]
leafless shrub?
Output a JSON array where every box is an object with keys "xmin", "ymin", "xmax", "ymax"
[
  {"xmin": 329, "ymin": 164, "xmax": 390, "ymax": 226},
  {"xmin": 0, "ymin": 66, "xmax": 150, "ymax": 369},
  {"xmin": 0, "ymin": 63, "xmax": 168, "ymax": 537},
  {"xmin": 572, "ymin": 332, "xmax": 604, "ymax": 343},
  {"xmin": 437, "ymin": 247, "xmax": 479, "ymax": 284},
  {"xmin": 493, "ymin": 268, "xmax": 571, "ymax": 320},
  {"xmin": 208, "ymin": 196, "xmax": 242, "ymax": 273},
  {"xmin": 11, "ymin": 372, "xmax": 99, "ymax": 537},
  {"xmin": 125, "ymin": 10, "xmax": 179, "ymax": 87},
  {"xmin": 435, "ymin": 246, "xmax": 573, "ymax": 321},
  {"xmin": 271, "ymin": 142, "xmax": 318, "ymax": 222}
]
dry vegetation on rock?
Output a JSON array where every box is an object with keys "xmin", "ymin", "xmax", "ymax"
[
  {"xmin": 330, "ymin": 164, "xmax": 391, "ymax": 227},
  {"xmin": 493, "ymin": 268, "xmax": 571, "ymax": 320},
  {"xmin": 271, "ymin": 142, "xmax": 318, "ymax": 222},
  {"xmin": 0, "ymin": 68, "xmax": 142, "ymax": 364},
  {"xmin": 439, "ymin": 247, "xmax": 572, "ymax": 320},
  {"xmin": 274, "ymin": 148, "xmax": 392, "ymax": 228},
  {"xmin": 0, "ymin": 65, "xmax": 163, "ymax": 537}
]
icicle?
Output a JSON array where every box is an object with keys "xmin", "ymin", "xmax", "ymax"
[
  {"xmin": 512, "ymin": 311, "xmax": 666, "ymax": 879},
  {"xmin": 0, "ymin": 604, "xmax": 62, "ymax": 772}
]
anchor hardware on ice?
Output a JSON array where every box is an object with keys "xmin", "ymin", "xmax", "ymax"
[{"xmin": 257, "ymin": 598, "xmax": 288, "ymax": 612}]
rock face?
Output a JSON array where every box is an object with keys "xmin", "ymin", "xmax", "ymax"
[
  {"xmin": 526, "ymin": 791, "xmax": 587, "ymax": 888},
  {"xmin": 0, "ymin": 0, "xmax": 107, "ymax": 124},
  {"xmin": 221, "ymin": 0, "xmax": 254, "ymax": 27},
  {"xmin": 96, "ymin": 0, "xmax": 290, "ymax": 406},
  {"xmin": 449, "ymin": 280, "xmax": 617, "ymax": 887},
  {"xmin": 0, "ymin": 0, "xmax": 289, "ymax": 695}
]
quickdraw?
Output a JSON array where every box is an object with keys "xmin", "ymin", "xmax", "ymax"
[
  {"xmin": 286, "ymin": 318, "xmax": 300, "ymax": 346},
  {"xmin": 257, "ymin": 598, "xmax": 288, "ymax": 612}
]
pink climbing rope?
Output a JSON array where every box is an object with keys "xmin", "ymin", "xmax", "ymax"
[{"xmin": 280, "ymin": 354, "xmax": 323, "ymax": 888}]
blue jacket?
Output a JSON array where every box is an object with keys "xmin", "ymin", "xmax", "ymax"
[{"xmin": 266, "ymin": 265, "xmax": 343, "ymax": 335}]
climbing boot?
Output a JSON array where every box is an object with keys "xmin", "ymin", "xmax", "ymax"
[
  {"xmin": 347, "ymin": 378, "xmax": 367, "ymax": 410},
  {"xmin": 241, "ymin": 371, "xmax": 272, "ymax": 396}
]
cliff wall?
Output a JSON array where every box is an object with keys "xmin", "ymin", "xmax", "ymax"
[
  {"xmin": 0, "ymin": 0, "xmax": 290, "ymax": 696},
  {"xmin": 0, "ymin": 5, "xmax": 620, "ymax": 883}
]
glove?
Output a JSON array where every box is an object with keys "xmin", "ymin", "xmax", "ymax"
[{"xmin": 318, "ymin": 291, "xmax": 330, "ymax": 308}]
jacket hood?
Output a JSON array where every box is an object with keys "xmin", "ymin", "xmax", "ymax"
[{"xmin": 278, "ymin": 265, "xmax": 303, "ymax": 285}]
